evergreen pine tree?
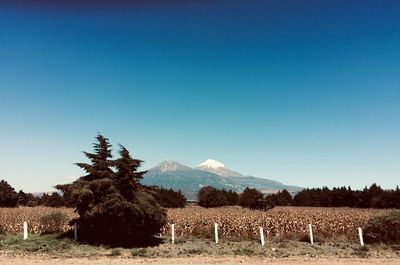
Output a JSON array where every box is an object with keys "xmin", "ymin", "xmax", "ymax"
[{"xmin": 56, "ymin": 135, "xmax": 167, "ymax": 246}]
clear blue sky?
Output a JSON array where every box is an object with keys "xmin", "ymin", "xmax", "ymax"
[{"xmin": 0, "ymin": 1, "xmax": 399, "ymax": 192}]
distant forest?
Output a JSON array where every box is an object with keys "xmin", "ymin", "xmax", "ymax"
[
  {"xmin": 197, "ymin": 184, "xmax": 400, "ymax": 209},
  {"xmin": 1, "ymin": 179, "xmax": 399, "ymax": 209},
  {"xmin": 292, "ymin": 184, "xmax": 400, "ymax": 208}
]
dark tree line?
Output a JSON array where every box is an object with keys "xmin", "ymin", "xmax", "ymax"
[
  {"xmin": 198, "ymin": 186, "xmax": 239, "ymax": 207},
  {"xmin": 0, "ymin": 180, "xmax": 74, "ymax": 208},
  {"xmin": 265, "ymin": 189, "xmax": 293, "ymax": 206},
  {"xmin": 146, "ymin": 186, "xmax": 187, "ymax": 208},
  {"xmin": 292, "ymin": 184, "xmax": 400, "ymax": 208},
  {"xmin": 197, "ymin": 184, "xmax": 400, "ymax": 210},
  {"xmin": 198, "ymin": 186, "xmax": 286, "ymax": 210}
]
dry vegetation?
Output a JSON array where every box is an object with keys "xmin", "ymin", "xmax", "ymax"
[
  {"xmin": 0, "ymin": 205, "xmax": 390, "ymax": 242},
  {"xmin": 163, "ymin": 205, "xmax": 390, "ymax": 241},
  {"xmin": 0, "ymin": 207, "xmax": 76, "ymax": 234},
  {"xmin": 1, "ymin": 206, "xmax": 399, "ymax": 261}
]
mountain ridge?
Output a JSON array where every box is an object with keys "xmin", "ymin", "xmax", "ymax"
[{"xmin": 142, "ymin": 160, "xmax": 303, "ymax": 200}]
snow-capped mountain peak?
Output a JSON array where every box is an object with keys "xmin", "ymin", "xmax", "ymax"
[
  {"xmin": 198, "ymin": 159, "xmax": 225, "ymax": 169},
  {"xmin": 197, "ymin": 159, "xmax": 243, "ymax": 177}
]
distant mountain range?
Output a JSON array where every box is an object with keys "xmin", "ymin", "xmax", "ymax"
[{"xmin": 141, "ymin": 159, "xmax": 303, "ymax": 200}]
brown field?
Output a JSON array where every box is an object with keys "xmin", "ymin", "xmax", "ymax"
[
  {"xmin": 163, "ymin": 205, "xmax": 390, "ymax": 241},
  {"xmin": 0, "ymin": 207, "xmax": 76, "ymax": 234},
  {"xmin": 0, "ymin": 205, "xmax": 390, "ymax": 241}
]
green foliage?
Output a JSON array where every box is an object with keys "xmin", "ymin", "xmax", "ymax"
[
  {"xmin": 0, "ymin": 180, "xmax": 18, "ymax": 207},
  {"xmin": 363, "ymin": 211, "xmax": 400, "ymax": 244},
  {"xmin": 109, "ymin": 248, "xmax": 122, "ymax": 256},
  {"xmin": 147, "ymin": 186, "xmax": 187, "ymax": 208},
  {"xmin": 56, "ymin": 134, "xmax": 167, "ymax": 246},
  {"xmin": 39, "ymin": 192, "xmax": 66, "ymax": 208},
  {"xmin": 239, "ymin": 187, "xmax": 262, "ymax": 209},
  {"xmin": 17, "ymin": 190, "xmax": 39, "ymax": 207},
  {"xmin": 221, "ymin": 189, "xmax": 239, "ymax": 205},
  {"xmin": 239, "ymin": 187, "xmax": 275, "ymax": 210},
  {"xmin": 131, "ymin": 248, "xmax": 147, "ymax": 257},
  {"xmin": 17, "ymin": 190, "xmax": 70, "ymax": 208},
  {"xmin": 198, "ymin": 186, "xmax": 238, "ymax": 208},
  {"xmin": 254, "ymin": 196, "xmax": 275, "ymax": 211},
  {"xmin": 1, "ymin": 234, "xmax": 75, "ymax": 253},
  {"xmin": 40, "ymin": 212, "xmax": 69, "ymax": 234},
  {"xmin": 265, "ymin": 189, "xmax": 293, "ymax": 206}
]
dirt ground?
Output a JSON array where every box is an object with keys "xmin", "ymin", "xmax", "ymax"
[{"xmin": 0, "ymin": 256, "xmax": 399, "ymax": 265}]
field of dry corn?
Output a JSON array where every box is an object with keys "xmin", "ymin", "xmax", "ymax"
[
  {"xmin": 0, "ymin": 206, "xmax": 390, "ymax": 241},
  {"xmin": 0, "ymin": 207, "xmax": 76, "ymax": 234},
  {"xmin": 163, "ymin": 205, "xmax": 390, "ymax": 241}
]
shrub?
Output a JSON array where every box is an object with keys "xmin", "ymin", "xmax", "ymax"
[
  {"xmin": 110, "ymin": 248, "xmax": 122, "ymax": 256},
  {"xmin": 0, "ymin": 224, "xmax": 5, "ymax": 235},
  {"xmin": 363, "ymin": 211, "xmax": 400, "ymax": 244},
  {"xmin": 39, "ymin": 212, "xmax": 69, "ymax": 234},
  {"xmin": 131, "ymin": 248, "xmax": 147, "ymax": 257}
]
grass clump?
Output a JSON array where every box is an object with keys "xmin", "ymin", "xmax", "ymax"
[
  {"xmin": 352, "ymin": 245, "xmax": 369, "ymax": 258},
  {"xmin": 40, "ymin": 211, "xmax": 69, "ymax": 234},
  {"xmin": 363, "ymin": 211, "xmax": 400, "ymax": 244},
  {"xmin": 239, "ymin": 247, "xmax": 255, "ymax": 256},
  {"xmin": 109, "ymin": 248, "xmax": 122, "ymax": 256},
  {"xmin": 3, "ymin": 234, "xmax": 72, "ymax": 253},
  {"xmin": 131, "ymin": 248, "xmax": 147, "ymax": 257}
]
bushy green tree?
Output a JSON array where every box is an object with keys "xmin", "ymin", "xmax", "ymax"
[
  {"xmin": 17, "ymin": 190, "xmax": 39, "ymax": 207},
  {"xmin": 56, "ymin": 135, "xmax": 167, "ymax": 246},
  {"xmin": 239, "ymin": 187, "xmax": 275, "ymax": 211},
  {"xmin": 39, "ymin": 192, "xmax": 65, "ymax": 208},
  {"xmin": 239, "ymin": 187, "xmax": 263, "ymax": 209},
  {"xmin": 221, "ymin": 189, "xmax": 239, "ymax": 206},
  {"xmin": 197, "ymin": 186, "xmax": 239, "ymax": 208},
  {"xmin": 147, "ymin": 186, "xmax": 187, "ymax": 208},
  {"xmin": 266, "ymin": 189, "xmax": 292, "ymax": 206},
  {"xmin": 198, "ymin": 186, "xmax": 228, "ymax": 208},
  {"xmin": 0, "ymin": 180, "xmax": 18, "ymax": 207}
]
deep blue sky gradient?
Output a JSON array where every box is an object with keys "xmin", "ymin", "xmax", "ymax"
[{"xmin": 0, "ymin": 1, "xmax": 399, "ymax": 192}]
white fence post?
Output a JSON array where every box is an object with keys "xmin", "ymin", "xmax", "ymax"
[
  {"xmin": 214, "ymin": 223, "xmax": 219, "ymax": 244},
  {"xmin": 23, "ymin": 222, "xmax": 28, "ymax": 240},
  {"xmin": 260, "ymin": 227, "xmax": 265, "ymax": 246},
  {"xmin": 358, "ymin": 227, "xmax": 364, "ymax": 246},
  {"xmin": 171, "ymin": 224, "xmax": 175, "ymax": 244},
  {"xmin": 308, "ymin": 224, "xmax": 314, "ymax": 245},
  {"xmin": 73, "ymin": 223, "xmax": 78, "ymax": 240}
]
